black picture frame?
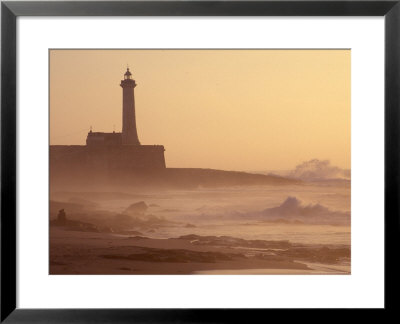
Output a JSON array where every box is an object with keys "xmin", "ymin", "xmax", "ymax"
[{"xmin": 1, "ymin": 0, "xmax": 399, "ymax": 322}]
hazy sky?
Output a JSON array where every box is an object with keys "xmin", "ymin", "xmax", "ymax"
[{"xmin": 50, "ymin": 49, "xmax": 350, "ymax": 171}]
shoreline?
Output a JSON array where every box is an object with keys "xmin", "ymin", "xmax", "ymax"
[{"xmin": 50, "ymin": 228, "xmax": 350, "ymax": 275}]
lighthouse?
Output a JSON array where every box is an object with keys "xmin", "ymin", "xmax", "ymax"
[
  {"xmin": 120, "ymin": 68, "xmax": 140, "ymax": 145},
  {"xmin": 81, "ymin": 67, "xmax": 166, "ymax": 169}
]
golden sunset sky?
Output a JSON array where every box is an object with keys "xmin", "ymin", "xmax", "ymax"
[{"xmin": 50, "ymin": 49, "xmax": 350, "ymax": 171}]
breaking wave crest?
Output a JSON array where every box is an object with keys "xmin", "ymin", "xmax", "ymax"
[
  {"xmin": 289, "ymin": 159, "xmax": 350, "ymax": 181},
  {"xmin": 259, "ymin": 196, "xmax": 350, "ymax": 225}
]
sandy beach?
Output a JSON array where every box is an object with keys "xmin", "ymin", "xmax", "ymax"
[{"xmin": 50, "ymin": 227, "xmax": 350, "ymax": 275}]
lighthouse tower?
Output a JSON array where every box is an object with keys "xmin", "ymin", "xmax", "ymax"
[{"xmin": 120, "ymin": 68, "xmax": 140, "ymax": 145}]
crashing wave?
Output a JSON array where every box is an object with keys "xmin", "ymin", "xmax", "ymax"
[
  {"xmin": 259, "ymin": 196, "xmax": 350, "ymax": 225},
  {"xmin": 289, "ymin": 159, "xmax": 350, "ymax": 181}
]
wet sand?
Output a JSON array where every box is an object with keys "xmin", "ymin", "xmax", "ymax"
[{"xmin": 50, "ymin": 228, "xmax": 349, "ymax": 275}]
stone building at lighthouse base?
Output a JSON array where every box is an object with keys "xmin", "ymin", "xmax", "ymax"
[{"xmin": 50, "ymin": 143, "xmax": 166, "ymax": 185}]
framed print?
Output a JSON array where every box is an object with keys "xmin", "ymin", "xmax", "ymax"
[{"xmin": 1, "ymin": 0, "xmax": 399, "ymax": 322}]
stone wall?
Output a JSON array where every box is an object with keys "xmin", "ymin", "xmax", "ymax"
[{"xmin": 50, "ymin": 145, "xmax": 166, "ymax": 184}]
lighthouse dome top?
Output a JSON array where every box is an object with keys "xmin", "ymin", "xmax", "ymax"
[{"xmin": 124, "ymin": 68, "xmax": 132, "ymax": 80}]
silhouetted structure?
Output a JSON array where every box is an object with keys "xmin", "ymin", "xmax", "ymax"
[
  {"xmin": 85, "ymin": 68, "xmax": 142, "ymax": 147},
  {"xmin": 121, "ymin": 68, "xmax": 140, "ymax": 145},
  {"xmin": 86, "ymin": 131, "xmax": 122, "ymax": 146},
  {"xmin": 50, "ymin": 68, "xmax": 166, "ymax": 183}
]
